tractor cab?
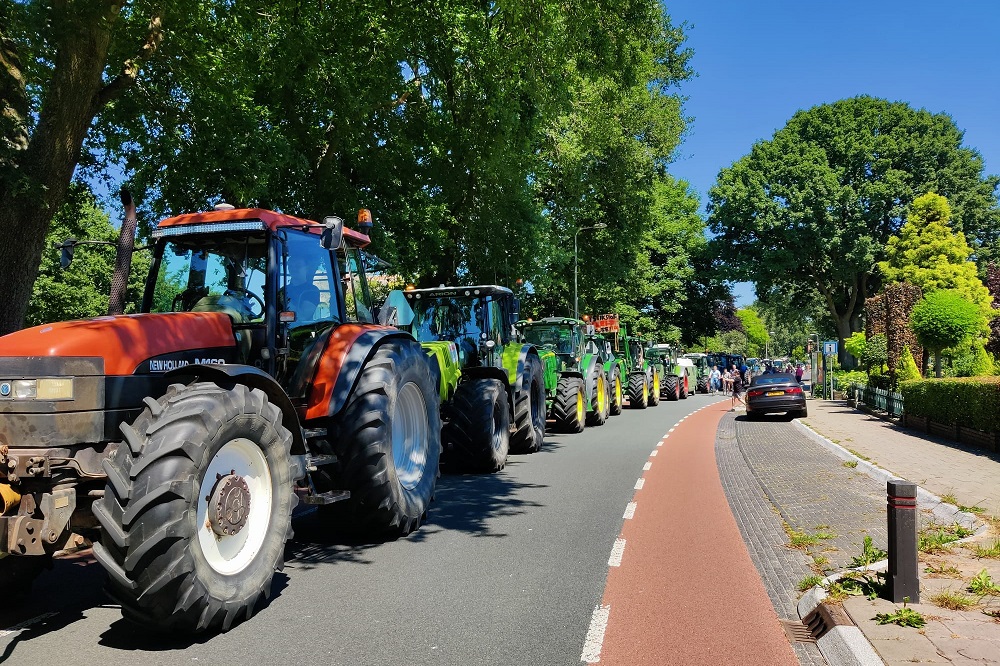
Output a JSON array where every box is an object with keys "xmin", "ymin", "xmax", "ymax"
[{"xmin": 517, "ymin": 317, "xmax": 586, "ymax": 371}]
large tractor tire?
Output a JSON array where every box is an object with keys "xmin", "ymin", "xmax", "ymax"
[
  {"xmin": 328, "ymin": 339, "xmax": 441, "ymax": 537},
  {"xmin": 511, "ymin": 355, "xmax": 546, "ymax": 453},
  {"xmin": 442, "ymin": 378, "xmax": 510, "ymax": 473},
  {"xmin": 586, "ymin": 369, "xmax": 609, "ymax": 427},
  {"xmin": 92, "ymin": 382, "xmax": 302, "ymax": 633},
  {"xmin": 649, "ymin": 369, "xmax": 662, "ymax": 406},
  {"xmin": 663, "ymin": 374, "xmax": 679, "ymax": 401},
  {"xmin": 680, "ymin": 375, "xmax": 689, "ymax": 399},
  {"xmin": 696, "ymin": 376, "xmax": 710, "ymax": 394},
  {"xmin": 553, "ymin": 376, "xmax": 586, "ymax": 433},
  {"xmin": 608, "ymin": 368, "xmax": 624, "ymax": 416},
  {"xmin": 627, "ymin": 372, "xmax": 648, "ymax": 409}
]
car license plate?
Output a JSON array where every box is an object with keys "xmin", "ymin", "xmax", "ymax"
[{"xmin": 766, "ymin": 391, "xmax": 784, "ymax": 396}]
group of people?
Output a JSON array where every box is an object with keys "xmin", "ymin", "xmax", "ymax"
[{"xmin": 708, "ymin": 364, "xmax": 751, "ymax": 409}]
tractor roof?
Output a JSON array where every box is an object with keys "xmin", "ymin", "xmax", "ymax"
[
  {"xmin": 520, "ymin": 317, "xmax": 582, "ymax": 327},
  {"xmin": 403, "ymin": 285, "xmax": 512, "ymax": 299},
  {"xmin": 155, "ymin": 207, "xmax": 371, "ymax": 247}
]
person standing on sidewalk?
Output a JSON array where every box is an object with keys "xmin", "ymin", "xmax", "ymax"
[
  {"xmin": 710, "ymin": 365, "xmax": 721, "ymax": 394},
  {"xmin": 731, "ymin": 364, "xmax": 746, "ymax": 410}
]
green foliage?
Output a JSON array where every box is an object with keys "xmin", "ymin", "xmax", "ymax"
[
  {"xmin": 736, "ymin": 308, "xmax": 769, "ymax": 356},
  {"xmin": 968, "ymin": 569, "xmax": 1000, "ymax": 595},
  {"xmin": 880, "ymin": 193, "xmax": 993, "ymax": 313},
  {"xmin": 861, "ymin": 333, "xmax": 888, "ymax": 374},
  {"xmin": 797, "ymin": 575, "xmax": 824, "ymax": 592},
  {"xmin": 898, "ymin": 345, "xmax": 922, "ymax": 382},
  {"xmin": 910, "ymin": 290, "xmax": 985, "ymax": 354},
  {"xmin": 25, "ymin": 184, "xmax": 147, "ymax": 326},
  {"xmin": 850, "ymin": 536, "xmax": 888, "ymax": 568},
  {"xmin": 949, "ymin": 340, "xmax": 996, "ymax": 377},
  {"xmin": 901, "ymin": 376, "xmax": 1000, "ymax": 432},
  {"xmin": 844, "ymin": 332, "xmax": 867, "ymax": 360},
  {"xmin": 918, "ymin": 523, "xmax": 975, "ymax": 553},
  {"xmin": 708, "ymin": 97, "xmax": 1000, "ymax": 357},
  {"xmin": 874, "ymin": 601, "xmax": 926, "ymax": 628}
]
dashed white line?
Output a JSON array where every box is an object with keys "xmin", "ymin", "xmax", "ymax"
[
  {"xmin": 634, "ymin": 478, "xmax": 645, "ymax": 490},
  {"xmin": 581, "ymin": 604, "xmax": 611, "ymax": 663},
  {"xmin": 642, "ymin": 461, "xmax": 652, "ymax": 471},
  {"xmin": 668, "ymin": 427, "xmax": 675, "ymax": 432},
  {"xmin": 650, "ymin": 449, "xmax": 658, "ymax": 457},
  {"xmin": 656, "ymin": 441, "xmax": 663, "ymax": 447},
  {"xmin": 608, "ymin": 538, "xmax": 626, "ymax": 567},
  {"xmin": 623, "ymin": 502, "xmax": 637, "ymax": 519}
]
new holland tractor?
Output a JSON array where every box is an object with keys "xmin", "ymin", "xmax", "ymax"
[
  {"xmin": 517, "ymin": 317, "xmax": 609, "ymax": 433},
  {"xmin": 592, "ymin": 315, "xmax": 659, "ymax": 409},
  {"xmin": 396, "ymin": 285, "xmax": 547, "ymax": 472},
  {"xmin": 0, "ymin": 205, "xmax": 442, "ymax": 633}
]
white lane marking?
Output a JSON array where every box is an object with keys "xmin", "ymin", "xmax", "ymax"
[
  {"xmin": 650, "ymin": 449, "xmax": 658, "ymax": 457},
  {"xmin": 634, "ymin": 478, "xmax": 645, "ymax": 490},
  {"xmin": 668, "ymin": 427, "xmax": 675, "ymax": 432},
  {"xmin": 0, "ymin": 612, "xmax": 58, "ymax": 638},
  {"xmin": 608, "ymin": 538, "xmax": 626, "ymax": 567},
  {"xmin": 656, "ymin": 441, "xmax": 663, "ymax": 447},
  {"xmin": 623, "ymin": 502, "xmax": 637, "ymax": 519},
  {"xmin": 581, "ymin": 604, "xmax": 611, "ymax": 664},
  {"xmin": 642, "ymin": 461, "xmax": 652, "ymax": 471}
]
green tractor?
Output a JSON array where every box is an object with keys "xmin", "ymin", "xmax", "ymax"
[
  {"xmin": 517, "ymin": 317, "xmax": 610, "ymax": 433},
  {"xmin": 648, "ymin": 343, "xmax": 695, "ymax": 401},
  {"xmin": 683, "ymin": 352, "xmax": 713, "ymax": 394},
  {"xmin": 584, "ymin": 330, "xmax": 628, "ymax": 416},
  {"xmin": 593, "ymin": 315, "xmax": 660, "ymax": 409},
  {"xmin": 389, "ymin": 285, "xmax": 547, "ymax": 472}
]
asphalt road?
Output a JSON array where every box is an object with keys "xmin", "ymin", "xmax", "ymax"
[{"xmin": 1, "ymin": 394, "xmax": 722, "ymax": 665}]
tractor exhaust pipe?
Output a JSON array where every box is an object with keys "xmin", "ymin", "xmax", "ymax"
[{"xmin": 108, "ymin": 188, "xmax": 138, "ymax": 316}]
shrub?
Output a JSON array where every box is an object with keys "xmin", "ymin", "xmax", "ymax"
[
  {"xmin": 950, "ymin": 341, "xmax": 995, "ymax": 377},
  {"xmin": 900, "ymin": 376, "xmax": 1000, "ymax": 432},
  {"xmin": 898, "ymin": 345, "xmax": 922, "ymax": 382}
]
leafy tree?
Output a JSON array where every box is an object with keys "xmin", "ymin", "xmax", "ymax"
[
  {"xmin": 909, "ymin": 290, "xmax": 984, "ymax": 377},
  {"xmin": 708, "ymin": 96, "xmax": 1000, "ymax": 365},
  {"xmin": 844, "ymin": 332, "xmax": 867, "ymax": 361},
  {"xmin": 736, "ymin": 308, "xmax": 768, "ymax": 356},
  {"xmin": 898, "ymin": 346, "xmax": 922, "ymax": 382},
  {"xmin": 879, "ymin": 193, "xmax": 992, "ymax": 312},
  {"xmin": 860, "ymin": 333, "xmax": 888, "ymax": 375},
  {"xmin": 949, "ymin": 340, "xmax": 994, "ymax": 377}
]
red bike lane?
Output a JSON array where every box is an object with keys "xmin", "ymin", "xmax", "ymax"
[{"xmin": 585, "ymin": 401, "xmax": 798, "ymax": 665}]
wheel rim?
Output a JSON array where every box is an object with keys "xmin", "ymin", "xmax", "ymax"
[
  {"xmin": 392, "ymin": 381, "xmax": 429, "ymax": 491},
  {"xmin": 196, "ymin": 438, "xmax": 273, "ymax": 576},
  {"xmin": 576, "ymin": 390, "xmax": 585, "ymax": 424},
  {"xmin": 491, "ymin": 395, "xmax": 505, "ymax": 455},
  {"xmin": 596, "ymin": 375, "xmax": 607, "ymax": 413},
  {"xmin": 615, "ymin": 376, "xmax": 622, "ymax": 406},
  {"xmin": 642, "ymin": 380, "xmax": 648, "ymax": 403},
  {"xmin": 653, "ymin": 373, "xmax": 660, "ymax": 395}
]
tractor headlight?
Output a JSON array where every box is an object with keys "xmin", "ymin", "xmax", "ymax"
[
  {"xmin": 12, "ymin": 380, "xmax": 36, "ymax": 399},
  {"xmin": 1, "ymin": 378, "xmax": 74, "ymax": 401}
]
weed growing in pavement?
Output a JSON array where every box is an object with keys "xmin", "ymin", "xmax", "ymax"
[
  {"xmin": 973, "ymin": 539, "xmax": 1000, "ymax": 559},
  {"xmin": 930, "ymin": 589, "xmax": 976, "ymax": 610},
  {"xmin": 831, "ymin": 570, "xmax": 885, "ymax": 600},
  {"xmin": 847, "ymin": 449, "xmax": 872, "ymax": 462},
  {"xmin": 959, "ymin": 504, "xmax": 986, "ymax": 514},
  {"xmin": 985, "ymin": 609, "xmax": 1000, "ymax": 621},
  {"xmin": 940, "ymin": 493, "xmax": 958, "ymax": 505},
  {"xmin": 874, "ymin": 598, "xmax": 926, "ymax": 628},
  {"xmin": 843, "ymin": 460, "xmax": 858, "ymax": 468},
  {"xmin": 968, "ymin": 569, "xmax": 1000, "ymax": 596},
  {"xmin": 797, "ymin": 575, "xmax": 824, "ymax": 591},
  {"xmin": 919, "ymin": 524, "xmax": 974, "ymax": 554},
  {"xmin": 788, "ymin": 529, "xmax": 837, "ymax": 548},
  {"xmin": 813, "ymin": 555, "xmax": 830, "ymax": 568},
  {"xmin": 924, "ymin": 563, "xmax": 963, "ymax": 578},
  {"xmin": 850, "ymin": 536, "xmax": 888, "ymax": 568}
]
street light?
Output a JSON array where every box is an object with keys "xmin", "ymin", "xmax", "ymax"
[{"xmin": 574, "ymin": 223, "xmax": 607, "ymax": 320}]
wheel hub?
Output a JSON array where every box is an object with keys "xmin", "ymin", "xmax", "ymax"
[{"xmin": 208, "ymin": 472, "xmax": 251, "ymax": 537}]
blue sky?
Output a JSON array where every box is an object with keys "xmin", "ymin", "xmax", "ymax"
[{"xmin": 663, "ymin": 0, "xmax": 1000, "ymax": 306}]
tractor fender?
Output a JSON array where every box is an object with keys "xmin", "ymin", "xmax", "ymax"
[
  {"xmin": 501, "ymin": 343, "xmax": 542, "ymax": 389},
  {"xmin": 166, "ymin": 363, "xmax": 306, "ymax": 454},
  {"xmin": 579, "ymin": 354, "xmax": 600, "ymax": 402}
]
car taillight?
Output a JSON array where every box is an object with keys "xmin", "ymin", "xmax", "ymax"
[
  {"xmin": 786, "ymin": 386, "xmax": 803, "ymax": 394},
  {"xmin": 748, "ymin": 389, "xmax": 764, "ymax": 398}
]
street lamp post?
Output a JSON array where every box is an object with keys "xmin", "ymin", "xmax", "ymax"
[{"xmin": 574, "ymin": 223, "xmax": 607, "ymax": 320}]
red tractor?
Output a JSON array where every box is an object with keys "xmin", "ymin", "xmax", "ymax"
[{"xmin": 0, "ymin": 205, "xmax": 441, "ymax": 632}]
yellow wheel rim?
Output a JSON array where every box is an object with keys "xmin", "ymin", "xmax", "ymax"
[
  {"xmin": 653, "ymin": 373, "xmax": 660, "ymax": 395},
  {"xmin": 642, "ymin": 381, "xmax": 648, "ymax": 403},
  {"xmin": 576, "ymin": 391, "xmax": 585, "ymax": 424},
  {"xmin": 615, "ymin": 377, "xmax": 622, "ymax": 406},
  {"xmin": 596, "ymin": 375, "xmax": 607, "ymax": 413}
]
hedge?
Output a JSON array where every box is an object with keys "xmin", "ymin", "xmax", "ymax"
[{"xmin": 900, "ymin": 376, "xmax": 1000, "ymax": 433}]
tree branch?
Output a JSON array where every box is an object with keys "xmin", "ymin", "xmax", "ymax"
[{"xmin": 93, "ymin": 13, "xmax": 163, "ymax": 111}]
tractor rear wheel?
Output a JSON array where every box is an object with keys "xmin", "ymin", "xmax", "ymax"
[
  {"xmin": 328, "ymin": 339, "xmax": 441, "ymax": 537},
  {"xmin": 511, "ymin": 355, "xmax": 546, "ymax": 453},
  {"xmin": 93, "ymin": 382, "xmax": 301, "ymax": 633},
  {"xmin": 649, "ymin": 369, "xmax": 662, "ymax": 406},
  {"xmin": 586, "ymin": 370, "xmax": 609, "ymax": 427},
  {"xmin": 680, "ymin": 375, "xmax": 689, "ymax": 399},
  {"xmin": 609, "ymin": 368, "xmax": 624, "ymax": 416},
  {"xmin": 663, "ymin": 374, "xmax": 679, "ymax": 401},
  {"xmin": 553, "ymin": 376, "xmax": 586, "ymax": 433},
  {"xmin": 697, "ymin": 376, "xmax": 710, "ymax": 394},
  {"xmin": 442, "ymin": 378, "xmax": 510, "ymax": 473},
  {"xmin": 627, "ymin": 373, "xmax": 648, "ymax": 409}
]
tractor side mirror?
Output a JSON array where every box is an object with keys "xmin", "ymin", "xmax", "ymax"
[
  {"xmin": 58, "ymin": 238, "xmax": 77, "ymax": 269},
  {"xmin": 510, "ymin": 298, "xmax": 520, "ymax": 326},
  {"xmin": 320, "ymin": 216, "xmax": 344, "ymax": 250},
  {"xmin": 377, "ymin": 305, "xmax": 398, "ymax": 327}
]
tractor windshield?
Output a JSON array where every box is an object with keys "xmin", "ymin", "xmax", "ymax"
[
  {"xmin": 149, "ymin": 232, "xmax": 268, "ymax": 323},
  {"xmin": 521, "ymin": 325, "xmax": 577, "ymax": 355},
  {"xmin": 628, "ymin": 340, "xmax": 644, "ymax": 367},
  {"xmin": 409, "ymin": 295, "xmax": 487, "ymax": 346}
]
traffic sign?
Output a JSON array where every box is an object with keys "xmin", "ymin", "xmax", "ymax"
[{"xmin": 823, "ymin": 340, "xmax": 838, "ymax": 357}]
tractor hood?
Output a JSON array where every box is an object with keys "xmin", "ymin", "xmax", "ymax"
[{"xmin": 0, "ymin": 312, "xmax": 237, "ymax": 376}]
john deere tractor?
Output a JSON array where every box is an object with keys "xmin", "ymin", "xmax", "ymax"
[
  {"xmin": 593, "ymin": 315, "xmax": 659, "ymax": 409},
  {"xmin": 396, "ymin": 285, "xmax": 547, "ymax": 472},
  {"xmin": 0, "ymin": 206, "xmax": 442, "ymax": 633},
  {"xmin": 517, "ymin": 317, "xmax": 609, "ymax": 433},
  {"xmin": 585, "ymin": 330, "xmax": 628, "ymax": 416}
]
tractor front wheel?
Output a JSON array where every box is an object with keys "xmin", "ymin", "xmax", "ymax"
[
  {"xmin": 627, "ymin": 373, "xmax": 648, "ymax": 409},
  {"xmin": 609, "ymin": 368, "xmax": 624, "ymax": 416},
  {"xmin": 442, "ymin": 378, "xmax": 510, "ymax": 473},
  {"xmin": 680, "ymin": 375, "xmax": 689, "ymax": 399},
  {"xmin": 553, "ymin": 376, "xmax": 586, "ymax": 433},
  {"xmin": 649, "ymin": 370, "xmax": 662, "ymax": 406},
  {"xmin": 663, "ymin": 374, "xmax": 679, "ymax": 401},
  {"xmin": 697, "ymin": 376, "xmax": 710, "ymax": 394},
  {"xmin": 511, "ymin": 355, "xmax": 546, "ymax": 453},
  {"xmin": 586, "ymin": 370, "xmax": 609, "ymax": 427},
  {"xmin": 93, "ymin": 382, "xmax": 301, "ymax": 633}
]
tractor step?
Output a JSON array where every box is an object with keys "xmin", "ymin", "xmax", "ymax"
[
  {"xmin": 306, "ymin": 454, "xmax": 338, "ymax": 471},
  {"xmin": 300, "ymin": 490, "xmax": 351, "ymax": 505}
]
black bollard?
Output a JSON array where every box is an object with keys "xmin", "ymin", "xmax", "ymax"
[{"xmin": 886, "ymin": 480, "xmax": 920, "ymax": 603}]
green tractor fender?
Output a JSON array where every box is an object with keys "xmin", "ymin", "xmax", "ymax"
[
  {"xmin": 420, "ymin": 341, "xmax": 462, "ymax": 402},
  {"xmin": 579, "ymin": 353, "xmax": 602, "ymax": 410},
  {"xmin": 501, "ymin": 343, "xmax": 549, "ymax": 391}
]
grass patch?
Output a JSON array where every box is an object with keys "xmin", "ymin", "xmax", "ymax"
[
  {"xmin": 973, "ymin": 539, "xmax": 1000, "ymax": 559},
  {"xmin": 797, "ymin": 575, "xmax": 825, "ymax": 592},
  {"xmin": 930, "ymin": 589, "xmax": 976, "ymax": 610},
  {"xmin": 874, "ymin": 599, "xmax": 926, "ymax": 628},
  {"xmin": 788, "ymin": 529, "xmax": 838, "ymax": 549},
  {"xmin": 847, "ymin": 448, "xmax": 872, "ymax": 462},
  {"xmin": 940, "ymin": 493, "xmax": 958, "ymax": 505},
  {"xmin": 843, "ymin": 460, "xmax": 858, "ymax": 468},
  {"xmin": 813, "ymin": 555, "xmax": 830, "ymax": 568},
  {"xmin": 919, "ymin": 524, "xmax": 974, "ymax": 554},
  {"xmin": 850, "ymin": 536, "xmax": 887, "ymax": 568},
  {"xmin": 924, "ymin": 563, "xmax": 963, "ymax": 578},
  {"xmin": 968, "ymin": 569, "xmax": 1000, "ymax": 596},
  {"xmin": 959, "ymin": 505, "xmax": 986, "ymax": 514}
]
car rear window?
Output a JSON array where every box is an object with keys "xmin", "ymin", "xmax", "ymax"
[{"xmin": 751, "ymin": 374, "xmax": 796, "ymax": 386}]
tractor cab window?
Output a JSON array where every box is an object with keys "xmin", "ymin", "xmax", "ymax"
[
  {"xmin": 629, "ymin": 340, "xmax": 644, "ymax": 368},
  {"xmin": 280, "ymin": 230, "xmax": 337, "ymax": 325},
  {"xmin": 150, "ymin": 233, "xmax": 267, "ymax": 323},
  {"xmin": 337, "ymin": 248, "xmax": 374, "ymax": 323},
  {"xmin": 522, "ymin": 325, "xmax": 577, "ymax": 355},
  {"xmin": 409, "ymin": 294, "xmax": 486, "ymax": 364}
]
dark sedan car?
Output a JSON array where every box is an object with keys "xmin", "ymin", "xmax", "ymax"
[{"xmin": 745, "ymin": 373, "xmax": 807, "ymax": 419}]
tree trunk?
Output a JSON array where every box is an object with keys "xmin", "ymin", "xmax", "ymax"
[{"xmin": 0, "ymin": 2, "xmax": 120, "ymax": 335}]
